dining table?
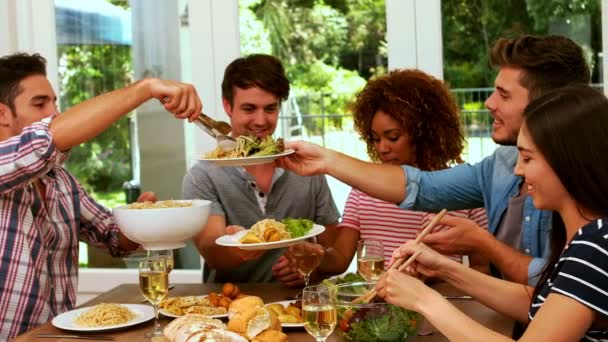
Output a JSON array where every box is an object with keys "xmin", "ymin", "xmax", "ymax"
[{"xmin": 16, "ymin": 282, "xmax": 514, "ymax": 341}]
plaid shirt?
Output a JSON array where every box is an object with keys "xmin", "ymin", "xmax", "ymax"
[{"xmin": 0, "ymin": 118, "xmax": 126, "ymax": 339}]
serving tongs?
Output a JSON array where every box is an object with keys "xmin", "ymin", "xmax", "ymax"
[
  {"xmin": 352, "ymin": 209, "xmax": 448, "ymax": 304},
  {"xmin": 159, "ymin": 96, "xmax": 237, "ymax": 151},
  {"xmin": 193, "ymin": 113, "xmax": 237, "ymax": 151}
]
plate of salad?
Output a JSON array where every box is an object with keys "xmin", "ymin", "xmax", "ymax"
[
  {"xmin": 200, "ymin": 135, "xmax": 294, "ymax": 166},
  {"xmin": 215, "ymin": 218, "xmax": 324, "ymax": 250}
]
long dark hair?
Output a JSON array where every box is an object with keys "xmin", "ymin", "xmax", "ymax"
[{"xmin": 524, "ymin": 84, "xmax": 608, "ymax": 299}]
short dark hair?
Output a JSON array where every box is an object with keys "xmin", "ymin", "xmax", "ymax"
[
  {"xmin": 351, "ymin": 69, "xmax": 464, "ymax": 170},
  {"xmin": 0, "ymin": 53, "xmax": 47, "ymax": 114},
  {"xmin": 221, "ymin": 54, "xmax": 290, "ymax": 106},
  {"xmin": 524, "ymin": 85, "xmax": 608, "ymax": 299},
  {"xmin": 490, "ymin": 35, "xmax": 590, "ymax": 100}
]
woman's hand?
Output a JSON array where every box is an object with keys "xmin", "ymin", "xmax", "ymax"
[
  {"xmin": 390, "ymin": 242, "xmax": 454, "ymax": 280},
  {"xmin": 376, "ymin": 269, "xmax": 437, "ymax": 312},
  {"xmin": 276, "ymin": 141, "xmax": 333, "ymax": 176}
]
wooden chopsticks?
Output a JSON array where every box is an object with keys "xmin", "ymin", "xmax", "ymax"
[{"xmin": 352, "ymin": 209, "xmax": 448, "ymax": 304}]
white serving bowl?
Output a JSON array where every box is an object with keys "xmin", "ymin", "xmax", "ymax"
[{"xmin": 112, "ymin": 199, "xmax": 211, "ymax": 250}]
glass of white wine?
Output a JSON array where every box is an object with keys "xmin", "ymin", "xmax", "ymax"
[
  {"xmin": 302, "ymin": 285, "xmax": 336, "ymax": 342},
  {"xmin": 288, "ymin": 237, "xmax": 323, "ymax": 287},
  {"xmin": 357, "ymin": 239, "xmax": 385, "ymax": 281},
  {"xmin": 139, "ymin": 258, "xmax": 169, "ymax": 339},
  {"xmin": 148, "ymin": 249, "xmax": 174, "ymax": 273}
]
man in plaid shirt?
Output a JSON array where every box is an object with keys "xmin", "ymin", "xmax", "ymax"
[{"xmin": 0, "ymin": 53, "xmax": 202, "ymax": 339}]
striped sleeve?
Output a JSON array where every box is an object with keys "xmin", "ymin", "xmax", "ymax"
[
  {"xmin": 72, "ymin": 172, "xmax": 126, "ymax": 256},
  {"xmin": 468, "ymin": 207, "xmax": 488, "ymax": 230},
  {"xmin": 0, "ymin": 118, "xmax": 67, "ymax": 195},
  {"xmin": 338, "ymin": 188, "xmax": 361, "ymax": 231},
  {"xmin": 550, "ymin": 234, "xmax": 608, "ymax": 316}
]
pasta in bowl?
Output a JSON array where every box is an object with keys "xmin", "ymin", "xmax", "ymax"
[{"xmin": 113, "ymin": 199, "xmax": 211, "ymax": 250}]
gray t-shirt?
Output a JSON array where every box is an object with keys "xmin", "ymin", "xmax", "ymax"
[{"xmin": 182, "ymin": 162, "xmax": 340, "ymax": 283}]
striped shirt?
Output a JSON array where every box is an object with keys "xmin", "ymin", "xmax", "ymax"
[
  {"xmin": 529, "ymin": 218, "xmax": 608, "ymax": 341},
  {"xmin": 0, "ymin": 118, "xmax": 126, "ymax": 339},
  {"xmin": 338, "ymin": 188, "xmax": 488, "ymax": 266}
]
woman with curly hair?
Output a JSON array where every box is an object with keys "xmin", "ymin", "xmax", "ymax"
[{"xmin": 289, "ymin": 69, "xmax": 488, "ymax": 276}]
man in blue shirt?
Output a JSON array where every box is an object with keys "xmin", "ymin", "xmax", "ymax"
[{"xmin": 278, "ymin": 35, "xmax": 590, "ymax": 285}]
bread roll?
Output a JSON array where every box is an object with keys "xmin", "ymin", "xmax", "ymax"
[
  {"xmin": 252, "ymin": 329, "xmax": 288, "ymax": 342},
  {"xmin": 227, "ymin": 307, "xmax": 271, "ymax": 340},
  {"xmin": 228, "ymin": 296, "xmax": 264, "ymax": 317},
  {"xmin": 163, "ymin": 314, "xmax": 225, "ymax": 342},
  {"xmin": 185, "ymin": 329, "xmax": 248, "ymax": 342}
]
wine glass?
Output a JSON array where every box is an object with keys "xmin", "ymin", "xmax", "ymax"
[
  {"xmin": 139, "ymin": 258, "xmax": 169, "ymax": 339},
  {"xmin": 302, "ymin": 285, "xmax": 337, "ymax": 342},
  {"xmin": 357, "ymin": 239, "xmax": 385, "ymax": 281},
  {"xmin": 148, "ymin": 249, "xmax": 174, "ymax": 273},
  {"xmin": 288, "ymin": 237, "xmax": 323, "ymax": 287}
]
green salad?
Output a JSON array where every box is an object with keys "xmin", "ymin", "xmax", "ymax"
[
  {"xmin": 326, "ymin": 273, "xmax": 420, "ymax": 342},
  {"xmin": 281, "ymin": 218, "xmax": 314, "ymax": 238}
]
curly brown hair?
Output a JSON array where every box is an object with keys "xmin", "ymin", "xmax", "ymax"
[{"xmin": 351, "ymin": 69, "xmax": 464, "ymax": 171}]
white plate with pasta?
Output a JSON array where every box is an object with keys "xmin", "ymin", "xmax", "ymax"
[
  {"xmin": 199, "ymin": 149, "xmax": 295, "ymax": 167},
  {"xmin": 52, "ymin": 303, "xmax": 154, "ymax": 332},
  {"xmin": 215, "ymin": 224, "xmax": 325, "ymax": 250}
]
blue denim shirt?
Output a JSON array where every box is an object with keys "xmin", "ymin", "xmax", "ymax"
[{"xmin": 401, "ymin": 146, "xmax": 552, "ymax": 284}]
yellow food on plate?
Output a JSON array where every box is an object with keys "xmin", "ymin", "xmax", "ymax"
[
  {"xmin": 239, "ymin": 219, "xmax": 291, "ymax": 244},
  {"xmin": 240, "ymin": 232, "xmax": 264, "ymax": 244},
  {"xmin": 73, "ymin": 303, "xmax": 135, "ymax": 327},
  {"xmin": 265, "ymin": 302, "xmax": 303, "ymax": 324},
  {"xmin": 252, "ymin": 329, "xmax": 288, "ymax": 342},
  {"xmin": 160, "ymin": 296, "xmax": 227, "ymax": 316}
]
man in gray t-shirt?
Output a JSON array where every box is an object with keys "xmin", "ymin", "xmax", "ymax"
[{"xmin": 182, "ymin": 54, "xmax": 340, "ymax": 285}]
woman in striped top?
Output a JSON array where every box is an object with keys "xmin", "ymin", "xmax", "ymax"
[
  {"xmin": 303, "ymin": 69, "xmax": 488, "ymax": 275},
  {"xmin": 377, "ymin": 85, "xmax": 608, "ymax": 341}
]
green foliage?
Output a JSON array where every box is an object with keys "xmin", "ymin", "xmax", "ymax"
[
  {"xmin": 58, "ymin": 44, "xmax": 133, "ymax": 193},
  {"xmin": 442, "ymin": 0, "xmax": 601, "ymax": 88},
  {"xmin": 242, "ymin": 0, "xmax": 386, "ymax": 135},
  {"xmin": 287, "ymin": 61, "xmax": 365, "ymax": 131},
  {"xmin": 91, "ymin": 190, "xmax": 127, "ymax": 208}
]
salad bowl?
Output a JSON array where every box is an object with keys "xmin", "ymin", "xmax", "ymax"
[{"xmin": 334, "ymin": 281, "xmax": 420, "ymax": 342}]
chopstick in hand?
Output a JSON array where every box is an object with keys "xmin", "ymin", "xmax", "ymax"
[{"xmin": 351, "ymin": 209, "xmax": 448, "ymax": 304}]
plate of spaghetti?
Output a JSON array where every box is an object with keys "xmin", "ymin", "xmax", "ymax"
[{"xmin": 52, "ymin": 303, "xmax": 154, "ymax": 332}]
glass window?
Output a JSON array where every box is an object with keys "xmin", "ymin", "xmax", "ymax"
[
  {"xmin": 442, "ymin": 0, "xmax": 602, "ymax": 163},
  {"xmin": 239, "ymin": 0, "xmax": 387, "ymax": 211},
  {"xmin": 55, "ymin": 0, "xmax": 134, "ymax": 268}
]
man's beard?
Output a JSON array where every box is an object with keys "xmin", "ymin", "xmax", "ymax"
[{"xmin": 491, "ymin": 130, "xmax": 518, "ymax": 146}]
